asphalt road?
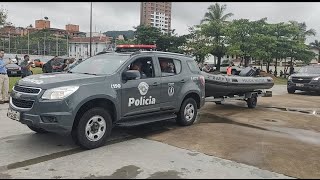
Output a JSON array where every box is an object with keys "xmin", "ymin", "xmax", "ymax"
[{"xmin": 0, "ymin": 85, "xmax": 302, "ymax": 179}]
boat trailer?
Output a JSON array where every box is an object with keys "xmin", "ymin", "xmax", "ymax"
[{"xmin": 205, "ymin": 90, "xmax": 273, "ymax": 108}]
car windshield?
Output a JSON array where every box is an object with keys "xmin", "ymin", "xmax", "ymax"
[
  {"xmin": 298, "ymin": 66, "xmax": 320, "ymax": 74},
  {"xmin": 69, "ymin": 53, "xmax": 130, "ymax": 75}
]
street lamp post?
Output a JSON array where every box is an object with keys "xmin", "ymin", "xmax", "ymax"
[
  {"xmin": 27, "ymin": 29, "xmax": 30, "ymax": 55},
  {"xmin": 89, "ymin": 2, "xmax": 92, "ymax": 57}
]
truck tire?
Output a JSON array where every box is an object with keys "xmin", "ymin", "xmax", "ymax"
[
  {"xmin": 287, "ymin": 88, "xmax": 295, "ymax": 94},
  {"xmin": 73, "ymin": 107, "xmax": 112, "ymax": 149},
  {"xmin": 247, "ymin": 97, "xmax": 257, "ymax": 108},
  {"xmin": 27, "ymin": 125, "xmax": 48, "ymax": 134},
  {"xmin": 177, "ymin": 98, "xmax": 198, "ymax": 126}
]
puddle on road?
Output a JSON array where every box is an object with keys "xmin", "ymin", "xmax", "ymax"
[
  {"xmin": 267, "ymin": 126, "xmax": 320, "ymax": 146},
  {"xmin": 266, "ymin": 106, "xmax": 320, "ymax": 117},
  {"xmin": 83, "ymin": 165, "xmax": 142, "ymax": 179},
  {"xmin": 146, "ymin": 170, "xmax": 182, "ymax": 179}
]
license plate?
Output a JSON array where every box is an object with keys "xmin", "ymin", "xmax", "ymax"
[
  {"xmin": 11, "ymin": 71, "xmax": 17, "ymax": 74},
  {"xmin": 296, "ymin": 83, "xmax": 304, "ymax": 87},
  {"xmin": 7, "ymin": 109, "xmax": 20, "ymax": 121}
]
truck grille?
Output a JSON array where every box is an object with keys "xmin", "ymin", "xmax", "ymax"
[
  {"xmin": 292, "ymin": 77, "xmax": 312, "ymax": 84},
  {"xmin": 12, "ymin": 98, "xmax": 34, "ymax": 109},
  {"xmin": 14, "ymin": 85, "xmax": 41, "ymax": 94}
]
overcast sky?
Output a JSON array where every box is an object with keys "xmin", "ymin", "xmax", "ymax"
[{"xmin": 1, "ymin": 2, "xmax": 320, "ymax": 43}]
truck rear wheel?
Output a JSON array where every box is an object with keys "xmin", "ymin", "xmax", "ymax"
[
  {"xmin": 72, "ymin": 107, "xmax": 112, "ymax": 149},
  {"xmin": 177, "ymin": 98, "xmax": 198, "ymax": 126}
]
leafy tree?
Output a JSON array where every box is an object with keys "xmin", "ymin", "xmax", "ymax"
[
  {"xmin": 309, "ymin": 40, "xmax": 320, "ymax": 63},
  {"xmin": 133, "ymin": 25, "xmax": 161, "ymax": 44},
  {"xmin": 200, "ymin": 3, "xmax": 234, "ymax": 24},
  {"xmin": 184, "ymin": 26, "xmax": 210, "ymax": 63},
  {"xmin": 0, "ymin": 8, "xmax": 8, "ymax": 27}
]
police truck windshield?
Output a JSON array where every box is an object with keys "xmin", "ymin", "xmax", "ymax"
[{"xmin": 70, "ymin": 54, "xmax": 130, "ymax": 75}]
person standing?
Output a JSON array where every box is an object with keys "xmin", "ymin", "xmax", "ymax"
[
  {"xmin": 226, "ymin": 64, "xmax": 232, "ymax": 76},
  {"xmin": 0, "ymin": 49, "xmax": 11, "ymax": 104},
  {"xmin": 61, "ymin": 59, "xmax": 70, "ymax": 72},
  {"xmin": 20, "ymin": 55, "xmax": 33, "ymax": 78}
]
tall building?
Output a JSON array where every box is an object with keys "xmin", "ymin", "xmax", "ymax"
[{"xmin": 140, "ymin": 2, "xmax": 172, "ymax": 33}]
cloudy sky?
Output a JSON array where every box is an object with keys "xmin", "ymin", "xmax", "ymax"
[{"xmin": 1, "ymin": 2, "xmax": 320, "ymax": 43}]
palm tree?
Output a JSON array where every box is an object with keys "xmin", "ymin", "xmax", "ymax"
[
  {"xmin": 199, "ymin": 3, "xmax": 233, "ymax": 70},
  {"xmin": 310, "ymin": 40, "xmax": 320, "ymax": 63},
  {"xmin": 289, "ymin": 21, "xmax": 316, "ymax": 42},
  {"xmin": 201, "ymin": 3, "xmax": 234, "ymax": 24}
]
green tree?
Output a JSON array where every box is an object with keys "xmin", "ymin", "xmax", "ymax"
[
  {"xmin": 133, "ymin": 25, "xmax": 161, "ymax": 44},
  {"xmin": 0, "ymin": 8, "xmax": 8, "ymax": 27},
  {"xmin": 156, "ymin": 31, "xmax": 188, "ymax": 53},
  {"xmin": 184, "ymin": 26, "xmax": 210, "ymax": 63},
  {"xmin": 200, "ymin": 3, "xmax": 234, "ymax": 24},
  {"xmin": 309, "ymin": 40, "xmax": 320, "ymax": 63},
  {"xmin": 198, "ymin": 3, "xmax": 233, "ymax": 70},
  {"xmin": 115, "ymin": 39, "xmax": 137, "ymax": 45}
]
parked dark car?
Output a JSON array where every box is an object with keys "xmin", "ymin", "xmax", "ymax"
[
  {"xmin": 287, "ymin": 64, "xmax": 320, "ymax": 94},
  {"xmin": 6, "ymin": 63, "xmax": 22, "ymax": 77}
]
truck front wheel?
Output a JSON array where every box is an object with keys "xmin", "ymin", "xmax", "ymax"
[{"xmin": 72, "ymin": 107, "xmax": 112, "ymax": 149}]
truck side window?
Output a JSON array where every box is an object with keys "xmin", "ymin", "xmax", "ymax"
[
  {"xmin": 158, "ymin": 57, "xmax": 179, "ymax": 77},
  {"xmin": 128, "ymin": 57, "xmax": 155, "ymax": 79}
]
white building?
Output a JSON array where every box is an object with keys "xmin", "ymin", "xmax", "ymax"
[
  {"xmin": 150, "ymin": 12, "xmax": 169, "ymax": 33},
  {"xmin": 68, "ymin": 36, "xmax": 112, "ymax": 59}
]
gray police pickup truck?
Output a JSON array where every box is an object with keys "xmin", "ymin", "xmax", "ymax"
[{"xmin": 7, "ymin": 51, "xmax": 205, "ymax": 149}]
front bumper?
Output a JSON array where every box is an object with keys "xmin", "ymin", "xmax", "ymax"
[
  {"xmin": 287, "ymin": 81, "xmax": 320, "ymax": 92},
  {"xmin": 8, "ymin": 90, "xmax": 75, "ymax": 134}
]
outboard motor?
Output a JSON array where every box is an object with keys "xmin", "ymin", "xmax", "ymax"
[{"xmin": 239, "ymin": 67, "xmax": 257, "ymax": 77}]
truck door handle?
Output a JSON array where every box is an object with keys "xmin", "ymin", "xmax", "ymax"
[
  {"xmin": 180, "ymin": 79, "xmax": 186, "ymax": 83},
  {"xmin": 152, "ymin": 82, "xmax": 159, "ymax": 86}
]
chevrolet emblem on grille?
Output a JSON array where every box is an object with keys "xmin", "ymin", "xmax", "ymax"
[{"xmin": 298, "ymin": 78, "xmax": 303, "ymax": 80}]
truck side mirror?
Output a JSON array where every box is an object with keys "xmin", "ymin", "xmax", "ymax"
[{"xmin": 122, "ymin": 70, "xmax": 141, "ymax": 81}]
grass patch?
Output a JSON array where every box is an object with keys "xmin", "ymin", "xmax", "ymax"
[
  {"xmin": 274, "ymin": 77, "xmax": 288, "ymax": 85},
  {"xmin": 9, "ymin": 67, "xmax": 43, "ymax": 92},
  {"xmin": 9, "ymin": 77, "xmax": 21, "ymax": 92},
  {"xmin": 31, "ymin": 67, "xmax": 43, "ymax": 75}
]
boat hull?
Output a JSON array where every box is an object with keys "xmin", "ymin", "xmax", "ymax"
[{"xmin": 202, "ymin": 72, "xmax": 274, "ymax": 97}]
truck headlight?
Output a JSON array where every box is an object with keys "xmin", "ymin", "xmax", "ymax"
[
  {"xmin": 288, "ymin": 76, "xmax": 292, "ymax": 80},
  {"xmin": 42, "ymin": 86, "xmax": 79, "ymax": 100},
  {"xmin": 312, "ymin": 77, "xmax": 320, "ymax": 81}
]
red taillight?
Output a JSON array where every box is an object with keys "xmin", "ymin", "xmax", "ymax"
[{"xmin": 199, "ymin": 76, "xmax": 205, "ymax": 86}]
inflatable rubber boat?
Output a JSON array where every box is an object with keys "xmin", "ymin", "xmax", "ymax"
[{"xmin": 202, "ymin": 72, "xmax": 274, "ymax": 97}]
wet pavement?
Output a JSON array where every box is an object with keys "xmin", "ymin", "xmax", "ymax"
[
  {"xmin": 0, "ymin": 85, "xmax": 318, "ymax": 178},
  {"xmin": 148, "ymin": 87, "xmax": 320, "ymax": 179}
]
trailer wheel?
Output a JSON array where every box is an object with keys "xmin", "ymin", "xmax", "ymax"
[{"xmin": 247, "ymin": 97, "xmax": 257, "ymax": 108}]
